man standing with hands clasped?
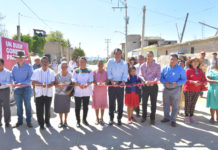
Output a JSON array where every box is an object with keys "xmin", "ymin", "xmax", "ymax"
[
  {"xmin": 107, "ymin": 48, "xmax": 128, "ymax": 126},
  {"xmin": 139, "ymin": 51, "xmax": 161, "ymax": 125},
  {"xmin": 31, "ymin": 56, "xmax": 55, "ymax": 130},
  {"xmin": 12, "ymin": 51, "xmax": 33, "ymax": 128},
  {"xmin": 160, "ymin": 54, "xmax": 187, "ymax": 127}
]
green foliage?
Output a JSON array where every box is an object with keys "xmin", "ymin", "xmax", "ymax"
[
  {"xmin": 73, "ymin": 47, "xmax": 85, "ymax": 59},
  {"xmin": 13, "ymin": 34, "xmax": 33, "ymax": 52},
  {"xmin": 32, "ymin": 35, "xmax": 46, "ymax": 56},
  {"xmin": 46, "ymin": 31, "xmax": 68, "ymax": 47},
  {"xmin": 13, "ymin": 34, "xmax": 46, "ymax": 55}
]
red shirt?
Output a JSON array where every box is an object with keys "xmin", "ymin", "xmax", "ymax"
[{"xmin": 184, "ymin": 68, "xmax": 207, "ymax": 92}]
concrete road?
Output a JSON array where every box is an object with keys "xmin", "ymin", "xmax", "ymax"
[{"xmin": 0, "ymin": 85, "xmax": 218, "ymax": 150}]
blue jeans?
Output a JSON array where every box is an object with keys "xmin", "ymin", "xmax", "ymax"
[{"xmin": 14, "ymin": 86, "xmax": 32, "ymax": 123}]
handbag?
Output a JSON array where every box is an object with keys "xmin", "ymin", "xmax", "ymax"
[
  {"xmin": 200, "ymin": 70, "xmax": 208, "ymax": 91},
  {"xmin": 65, "ymin": 83, "xmax": 74, "ymax": 97}
]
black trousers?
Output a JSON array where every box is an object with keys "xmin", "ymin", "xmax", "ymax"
[
  {"xmin": 74, "ymin": 96, "xmax": 90, "ymax": 123},
  {"xmin": 142, "ymin": 85, "xmax": 158, "ymax": 120},
  {"xmin": 134, "ymin": 88, "xmax": 142, "ymax": 114},
  {"xmin": 108, "ymin": 87, "xmax": 124, "ymax": 121},
  {"xmin": 35, "ymin": 96, "xmax": 52, "ymax": 126}
]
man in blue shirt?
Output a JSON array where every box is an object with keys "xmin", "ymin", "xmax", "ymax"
[
  {"xmin": 107, "ymin": 48, "xmax": 128, "ymax": 126},
  {"xmin": 0, "ymin": 59, "xmax": 12, "ymax": 127},
  {"xmin": 11, "ymin": 51, "xmax": 33, "ymax": 128},
  {"xmin": 160, "ymin": 54, "xmax": 187, "ymax": 127}
]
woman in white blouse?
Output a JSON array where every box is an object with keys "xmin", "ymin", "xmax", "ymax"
[{"xmin": 72, "ymin": 57, "xmax": 93, "ymax": 127}]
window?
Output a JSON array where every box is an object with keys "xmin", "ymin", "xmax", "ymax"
[
  {"xmin": 166, "ymin": 50, "xmax": 168, "ymax": 55},
  {"xmin": 191, "ymin": 47, "xmax": 194, "ymax": 54}
]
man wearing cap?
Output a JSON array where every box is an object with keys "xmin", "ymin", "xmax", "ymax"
[
  {"xmin": 160, "ymin": 54, "xmax": 187, "ymax": 127},
  {"xmin": 0, "ymin": 59, "xmax": 12, "ymax": 127},
  {"xmin": 31, "ymin": 56, "xmax": 55, "ymax": 130},
  {"xmin": 11, "ymin": 51, "xmax": 33, "ymax": 128},
  {"xmin": 33, "ymin": 56, "xmax": 41, "ymax": 70}
]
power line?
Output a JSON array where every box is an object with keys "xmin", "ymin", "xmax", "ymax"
[
  {"xmin": 19, "ymin": 0, "xmax": 52, "ymax": 29},
  {"xmin": 20, "ymin": 13, "xmax": 104, "ymax": 29}
]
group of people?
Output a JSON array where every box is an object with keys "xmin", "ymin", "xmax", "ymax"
[{"xmin": 0, "ymin": 49, "xmax": 217, "ymax": 130}]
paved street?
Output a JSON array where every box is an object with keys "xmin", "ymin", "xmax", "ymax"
[{"xmin": 0, "ymin": 85, "xmax": 218, "ymax": 150}]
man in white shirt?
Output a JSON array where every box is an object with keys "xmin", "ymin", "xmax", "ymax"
[{"xmin": 31, "ymin": 56, "xmax": 55, "ymax": 130}]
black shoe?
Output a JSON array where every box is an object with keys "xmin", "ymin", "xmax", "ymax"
[
  {"xmin": 150, "ymin": 120, "xmax": 155, "ymax": 125},
  {"xmin": 46, "ymin": 123, "xmax": 51, "ymax": 128},
  {"xmin": 58, "ymin": 123, "xmax": 63, "ymax": 128},
  {"xmin": 13, "ymin": 122, "xmax": 23, "ymax": 128},
  {"xmin": 82, "ymin": 120, "xmax": 89, "ymax": 126},
  {"xmin": 76, "ymin": 122, "xmax": 81, "ymax": 128},
  {"xmin": 5, "ymin": 123, "xmax": 11, "ymax": 128},
  {"xmin": 161, "ymin": 118, "xmax": 170, "ymax": 123},
  {"xmin": 136, "ymin": 113, "xmax": 140, "ymax": 118},
  {"xmin": 117, "ymin": 120, "xmax": 122, "ymax": 126},
  {"xmin": 63, "ymin": 122, "xmax": 68, "ymax": 128},
  {"xmin": 109, "ymin": 120, "xmax": 114, "ymax": 126},
  {"xmin": 141, "ymin": 118, "xmax": 146, "ymax": 123},
  {"xmin": 40, "ymin": 125, "xmax": 45, "ymax": 130},
  {"xmin": 27, "ymin": 123, "xmax": 33, "ymax": 128}
]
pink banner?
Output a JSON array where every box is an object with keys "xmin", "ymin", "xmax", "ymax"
[{"xmin": 0, "ymin": 37, "xmax": 29, "ymax": 70}]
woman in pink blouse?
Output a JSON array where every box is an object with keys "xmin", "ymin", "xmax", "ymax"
[{"xmin": 92, "ymin": 60, "xmax": 108, "ymax": 125}]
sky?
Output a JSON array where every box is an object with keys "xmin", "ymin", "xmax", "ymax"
[{"xmin": 0, "ymin": 0, "xmax": 218, "ymax": 57}]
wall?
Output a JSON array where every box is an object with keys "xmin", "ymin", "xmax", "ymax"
[
  {"xmin": 44, "ymin": 41, "xmax": 73, "ymax": 62},
  {"xmin": 157, "ymin": 36, "xmax": 218, "ymax": 56}
]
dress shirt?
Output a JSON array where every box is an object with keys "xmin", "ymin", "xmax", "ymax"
[
  {"xmin": 0, "ymin": 68, "xmax": 12, "ymax": 89},
  {"xmin": 11, "ymin": 62, "xmax": 33, "ymax": 87},
  {"xmin": 139, "ymin": 62, "xmax": 161, "ymax": 82},
  {"xmin": 107, "ymin": 58, "xmax": 128, "ymax": 82},
  {"xmin": 160, "ymin": 64, "xmax": 187, "ymax": 88},
  {"xmin": 135, "ymin": 63, "xmax": 142, "ymax": 75},
  {"xmin": 72, "ymin": 68, "xmax": 93, "ymax": 97},
  {"xmin": 31, "ymin": 68, "xmax": 55, "ymax": 97}
]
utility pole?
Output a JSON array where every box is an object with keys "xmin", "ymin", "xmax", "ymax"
[
  {"xmin": 180, "ymin": 13, "xmax": 189, "ymax": 43},
  {"xmin": 141, "ymin": 6, "xmax": 146, "ymax": 51},
  {"xmin": 199, "ymin": 22, "xmax": 218, "ymax": 36},
  {"xmin": 112, "ymin": 0, "xmax": 128, "ymax": 61},
  {"xmin": 175, "ymin": 23, "xmax": 181, "ymax": 42},
  {"xmin": 105, "ymin": 39, "xmax": 111, "ymax": 58},
  {"xmin": 17, "ymin": 12, "xmax": 21, "ymax": 41}
]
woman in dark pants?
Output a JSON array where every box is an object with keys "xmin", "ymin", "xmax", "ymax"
[{"xmin": 72, "ymin": 57, "xmax": 93, "ymax": 127}]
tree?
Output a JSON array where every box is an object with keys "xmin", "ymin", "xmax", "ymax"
[
  {"xmin": 32, "ymin": 35, "xmax": 46, "ymax": 56},
  {"xmin": 0, "ymin": 13, "xmax": 8, "ymax": 37},
  {"xmin": 73, "ymin": 47, "xmax": 85, "ymax": 59},
  {"xmin": 46, "ymin": 31, "xmax": 68, "ymax": 47},
  {"xmin": 13, "ymin": 34, "xmax": 46, "ymax": 56},
  {"xmin": 13, "ymin": 34, "xmax": 33, "ymax": 52}
]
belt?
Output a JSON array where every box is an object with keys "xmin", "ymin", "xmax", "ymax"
[{"xmin": 165, "ymin": 87, "xmax": 180, "ymax": 90}]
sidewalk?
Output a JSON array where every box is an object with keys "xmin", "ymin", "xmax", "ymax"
[{"xmin": 0, "ymin": 87, "xmax": 217, "ymax": 150}]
